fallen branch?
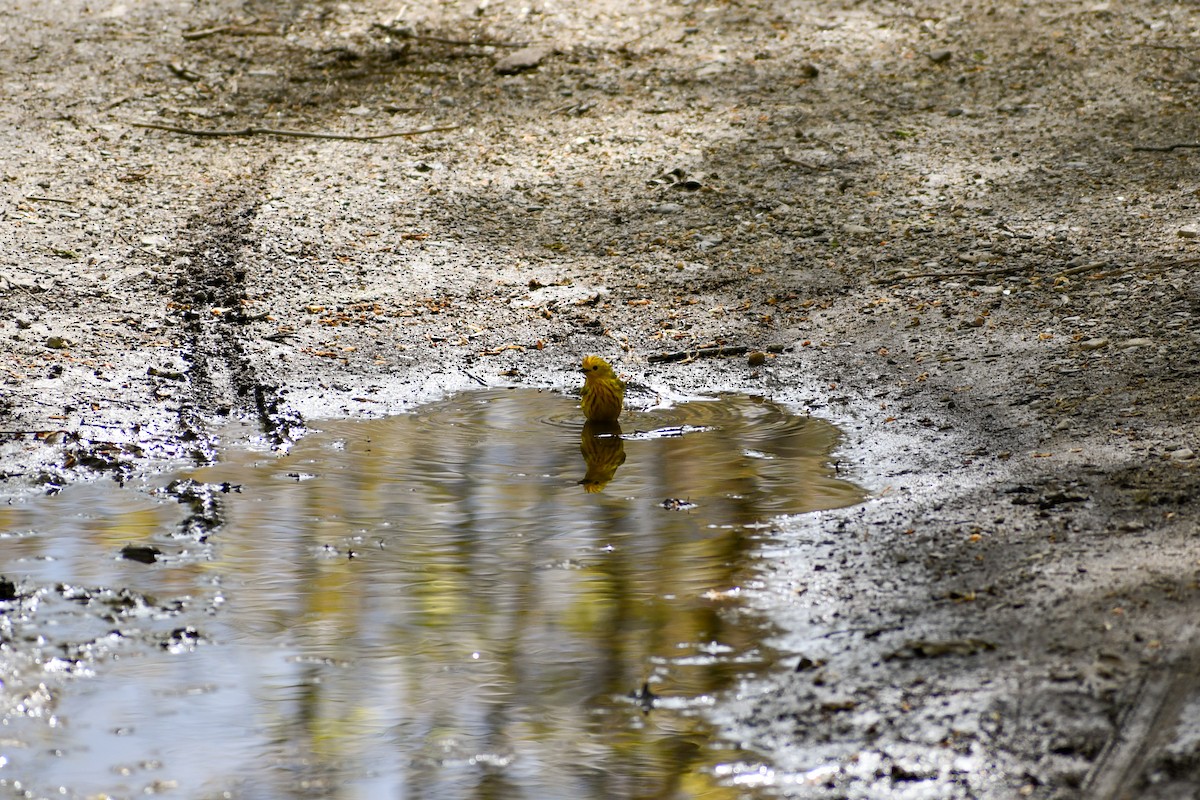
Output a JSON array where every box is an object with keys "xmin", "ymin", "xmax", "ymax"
[
  {"xmin": 371, "ymin": 23, "xmax": 528, "ymax": 48},
  {"xmin": 1132, "ymin": 142, "xmax": 1200, "ymax": 152},
  {"xmin": 648, "ymin": 344, "xmax": 784, "ymax": 364},
  {"xmin": 129, "ymin": 121, "xmax": 460, "ymax": 142},
  {"xmin": 877, "ymin": 264, "xmax": 1027, "ymax": 283},
  {"xmin": 25, "ymin": 195, "xmax": 77, "ymax": 205},
  {"xmin": 182, "ymin": 25, "xmax": 233, "ymax": 40},
  {"xmin": 1052, "ymin": 260, "xmax": 1110, "ymax": 279},
  {"xmin": 181, "ymin": 20, "xmax": 273, "ymax": 40}
]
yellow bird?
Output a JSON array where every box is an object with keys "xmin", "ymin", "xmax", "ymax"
[{"xmin": 579, "ymin": 355, "xmax": 625, "ymax": 422}]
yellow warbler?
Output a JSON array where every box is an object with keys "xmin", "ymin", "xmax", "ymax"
[{"xmin": 579, "ymin": 355, "xmax": 625, "ymax": 422}]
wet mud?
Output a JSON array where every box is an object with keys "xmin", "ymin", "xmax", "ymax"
[{"xmin": 173, "ymin": 190, "xmax": 305, "ymax": 455}]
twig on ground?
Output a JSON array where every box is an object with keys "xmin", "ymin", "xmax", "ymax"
[
  {"xmin": 129, "ymin": 121, "xmax": 460, "ymax": 142},
  {"xmin": 647, "ymin": 344, "xmax": 785, "ymax": 364},
  {"xmin": 1132, "ymin": 142, "xmax": 1200, "ymax": 152},
  {"xmin": 182, "ymin": 25, "xmax": 233, "ymax": 40},
  {"xmin": 370, "ymin": 23, "xmax": 528, "ymax": 48},
  {"xmin": 876, "ymin": 264, "xmax": 1028, "ymax": 283},
  {"xmin": 166, "ymin": 62, "xmax": 203, "ymax": 82},
  {"xmin": 181, "ymin": 21, "xmax": 273, "ymax": 40},
  {"xmin": 25, "ymin": 196, "xmax": 76, "ymax": 205},
  {"xmin": 1053, "ymin": 261, "xmax": 1110, "ymax": 279}
]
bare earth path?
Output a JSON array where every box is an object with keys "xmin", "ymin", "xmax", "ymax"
[{"xmin": 2, "ymin": 0, "xmax": 1199, "ymax": 796}]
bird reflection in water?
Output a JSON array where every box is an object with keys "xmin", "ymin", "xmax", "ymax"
[{"xmin": 579, "ymin": 421, "xmax": 626, "ymax": 493}]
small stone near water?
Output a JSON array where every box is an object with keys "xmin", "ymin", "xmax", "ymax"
[
  {"xmin": 120, "ymin": 544, "xmax": 163, "ymax": 564},
  {"xmin": 1079, "ymin": 337, "xmax": 1109, "ymax": 350},
  {"xmin": 748, "ymin": 350, "xmax": 767, "ymax": 367},
  {"xmin": 494, "ymin": 45, "xmax": 554, "ymax": 75}
]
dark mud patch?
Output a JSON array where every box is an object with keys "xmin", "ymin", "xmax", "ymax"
[{"xmin": 170, "ymin": 186, "xmax": 305, "ymax": 457}]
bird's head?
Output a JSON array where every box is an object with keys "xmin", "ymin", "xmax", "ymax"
[{"xmin": 581, "ymin": 355, "xmax": 613, "ymax": 376}]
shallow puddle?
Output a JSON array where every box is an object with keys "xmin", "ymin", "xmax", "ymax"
[{"xmin": 0, "ymin": 389, "xmax": 863, "ymax": 799}]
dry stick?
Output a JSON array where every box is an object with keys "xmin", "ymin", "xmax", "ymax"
[
  {"xmin": 181, "ymin": 19, "xmax": 273, "ymax": 40},
  {"xmin": 648, "ymin": 344, "xmax": 784, "ymax": 364},
  {"xmin": 1063, "ymin": 257, "xmax": 1200, "ymax": 281},
  {"xmin": 129, "ymin": 121, "xmax": 460, "ymax": 142},
  {"xmin": 877, "ymin": 264, "xmax": 1028, "ymax": 283},
  {"xmin": 370, "ymin": 22, "xmax": 528, "ymax": 48},
  {"xmin": 26, "ymin": 195, "xmax": 77, "ymax": 204},
  {"xmin": 1132, "ymin": 142, "xmax": 1200, "ymax": 152},
  {"xmin": 182, "ymin": 25, "xmax": 234, "ymax": 40},
  {"xmin": 1053, "ymin": 260, "xmax": 1110, "ymax": 278}
]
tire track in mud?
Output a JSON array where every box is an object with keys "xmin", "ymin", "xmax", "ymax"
[
  {"xmin": 1084, "ymin": 630, "xmax": 1200, "ymax": 800},
  {"xmin": 171, "ymin": 188, "xmax": 304, "ymax": 461}
]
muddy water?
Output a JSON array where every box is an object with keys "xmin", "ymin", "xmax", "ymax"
[{"xmin": 0, "ymin": 389, "xmax": 863, "ymax": 799}]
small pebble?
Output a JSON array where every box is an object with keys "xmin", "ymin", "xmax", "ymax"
[
  {"xmin": 46, "ymin": 335, "xmax": 69, "ymax": 349},
  {"xmin": 1171, "ymin": 448, "xmax": 1195, "ymax": 461},
  {"xmin": 1117, "ymin": 337, "xmax": 1153, "ymax": 349},
  {"xmin": 1178, "ymin": 225, "xmax": 1199, "ymax": 239},
  {"xmin": 1079, "ymin": 337, "xmax": 1109, "ymax": 350},
  {"xmin": 494, "ymin": 44, "xmax": 554, "ymax": 75},
  {"xmin": 748, "ymin": 351, "xmax": 767, "ymax": 367}
]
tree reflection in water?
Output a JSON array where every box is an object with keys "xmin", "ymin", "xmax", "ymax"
[{"xmin": 0, "ymin": 389, "xmax": 863, "ymax": 799}]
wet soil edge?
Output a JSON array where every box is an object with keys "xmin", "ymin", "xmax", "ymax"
[{"xmin": 171, "ymin": 178, "xmax": 305, "ymax": 457}]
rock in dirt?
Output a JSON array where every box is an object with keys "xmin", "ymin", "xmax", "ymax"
[{"xmin": 494, "ymin": 45, "xmax": 554, "ymax": 74}]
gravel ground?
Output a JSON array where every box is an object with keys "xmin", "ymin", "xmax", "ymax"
[{"xmin": 2, "ymin": 0, "xmax": 1200, "ymax": 796}]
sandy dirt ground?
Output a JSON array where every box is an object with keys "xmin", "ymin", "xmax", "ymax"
[{"xmin": 2, "ymin": 0, "xmax": 1200, "ymax": 796}]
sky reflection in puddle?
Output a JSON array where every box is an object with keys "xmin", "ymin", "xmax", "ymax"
[{"xmin": 0, "ymin": 389, "xmax": 863, "ymax": 799}]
